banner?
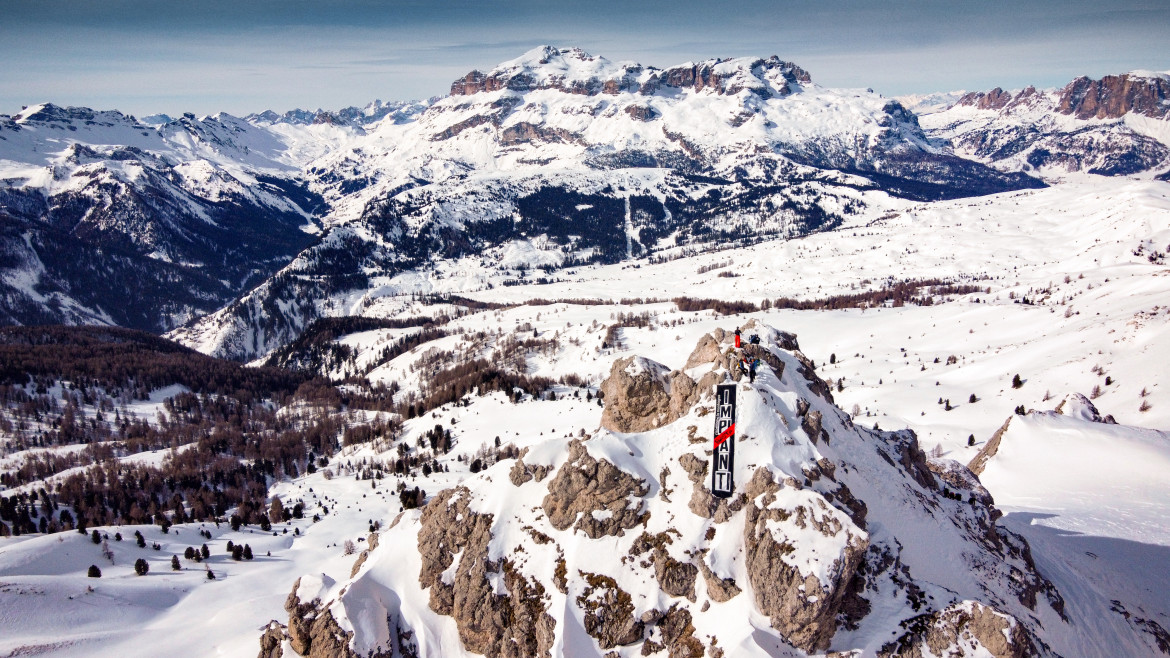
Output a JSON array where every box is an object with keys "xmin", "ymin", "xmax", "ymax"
[{"xmin": 711, "ymin": 383, "xmax": 736, "ymax": 498}]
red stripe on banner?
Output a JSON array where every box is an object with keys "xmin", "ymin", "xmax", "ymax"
[{"xmin": 713, "ymin": 423, "xmax": 735, "ymax": 449}]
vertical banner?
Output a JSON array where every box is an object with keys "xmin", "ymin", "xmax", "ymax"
[{"xmin": 711, "ymin": 383, "xmax": 737, "ymax": 498}]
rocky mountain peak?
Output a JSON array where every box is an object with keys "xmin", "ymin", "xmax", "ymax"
[
  {"xmin": 449, "ymin": 47, "xmax": 812, "ymax": 99},
  {"xmin": 1056, "ymin": 71, "xmax": 1170, "ymax": 120},
  {"xmin": 12, "ymin": 102, "xmax": 143, "ymax": 129},
  {"xmin": 261, "ymin": 323, "xmax": 1064, "ymax": 657}
]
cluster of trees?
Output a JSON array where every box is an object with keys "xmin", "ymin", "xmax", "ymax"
[
  {"xmin": 263, "ymin": 315, "xmax": 442, "ymax": 375},
  {"xmin": 399, "ymin": 358, "xmax": 553, "ymax": 419},
  {"xmin": 672, "ymin": 279, "xmax": 990, "ymax": 317},
  {"xmin": 0, "ymin": 327, "xmax": 352, "ymax": 535},
  {"xmin": 603, "ymin": 311, "xmax": 655, "ymax": 349},
  {"xmin": 0, "ymin": 326, "xmax": 308, "ymax": 400}
]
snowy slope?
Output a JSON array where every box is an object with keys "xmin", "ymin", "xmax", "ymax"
[{"xmin": 977, "ymin": 397, "xmax": 1170, "ymax": 657}]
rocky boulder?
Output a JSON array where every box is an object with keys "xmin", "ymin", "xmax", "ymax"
[
  {"xmin": 577, "ymin": 571, "xmax": 645, "ymax": 648},
  {"xmin": 277, "ymin": 575, "xmax": 371, "ymax": 658},
  {"xmin": 880, "ymin": 601, "xmax": 1040, "ymax": 658},
  {"xmin": 418, "ymin": 488, "xmax": 556, "ymax": 657},
  {"xmin": 600, "ymin": 356, "xmax": 709, "ymax": 432},
  {"xmin": 542, "ymin": 440, "xmax": 649, "ymax": 538},
  {"xmin": 743, "ymin": 468, "xmax": 868, "ymax": 653}
]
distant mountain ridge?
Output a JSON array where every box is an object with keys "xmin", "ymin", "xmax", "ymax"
[
  {"xmin": 7, "ymin": 47, "xmax": 1167, "ymax": 353},
  {"xmin": 0, "ymin": 103, "xmax": 322, "ymax": 331},
  {"xmin": 167, "ymin": 46, "xmax": 1045, "ymax": 360},
  {"xmin": 919, "ymin": 70, "xmax": 1170, "ymax": 177}
]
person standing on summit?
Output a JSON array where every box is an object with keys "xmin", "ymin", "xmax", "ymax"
[{"xmin": 734, "ymin": 328, "xmax": 742, "ymax": 349}]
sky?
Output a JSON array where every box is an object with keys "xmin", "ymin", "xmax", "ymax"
[{"xmin": 1, "ymin": 0, "xmax": 1168, "ymax": 117}]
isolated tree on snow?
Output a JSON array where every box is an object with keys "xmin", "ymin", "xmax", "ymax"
[
  {"xmin": 969, "ymin": 394, "xmax": 978, "ymax": 404},
  {"xmin": 268, "ymin": 498, "xmax": 284, "ymax": 525},
  {"xmin": 184, "ymin": 546, "xmax": 196, "ymax": 560},
  {"xmin": 87, "ymin": 565, "xmax": 102, "ymax": 578},
  {"xmin": 91, "ymin": 529, "xmax": 101, "ymax": 544},
  {"xmin": 1012, "ymin": 374, "xmax": 1023, "ymax": 389},
  {"xmin": 136, "ymin": 533, "xmax": 146, "ymax": 549},
  {"xmin": 243, "ymin": 544, "xmax": 253, "ymax": 560},
  {"xmin": 200, "ymin": 544, "xmax": 210, "ymax": 559},
  {"xmin": 232, "ymin": 545, "xmax": 244, "ymax": 561},
  {"xmin": 967, "ymin": 434, "xmax": 975, "ymax": 447},
  {"xmin": 134, "ymin": 558, "xmax": 149, "ymax": 576},
  {"xmin": 226, "ymin": 540, "xmax": 234, "ymax": 553},
  {"xmin": 171, "ymin": 555, "xmax": 181, "ymax": 571}
]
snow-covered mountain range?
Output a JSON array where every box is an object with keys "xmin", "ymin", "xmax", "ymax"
[
  {"xmin": 918, "ymin": 70, "xmax": 1170, "ymax": 177},
  {"xmin": 1, "ymin": 46, "xmax": 1170, "ymax": 658},
  {"xmin": 0, "ymin": 104, "xmax": 324, "ymax": 330},
  {"xmin": 2, "ymin": 49, "xmax": 1168, "ymax": 343}
]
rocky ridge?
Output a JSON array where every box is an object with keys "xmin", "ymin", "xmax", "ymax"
[
  {"xmin": 263, "ymin": 323, "xmax": 1067, "ymax": 657},
  {"xmin": 921, "ymin": 71, "xmax": 1170, "ymax": 176}
]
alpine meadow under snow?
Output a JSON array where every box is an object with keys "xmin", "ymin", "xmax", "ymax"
[{"xmin": 1, "ymin": 46, "xmax": 1169, "ymax": 658}]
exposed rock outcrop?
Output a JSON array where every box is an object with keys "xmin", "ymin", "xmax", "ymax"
[
  {"xmin": 499, "ymin": 122, "xmax": 581, "ymax": 146},
  {"xmin": 542, "ymin": 440, "xmax": 649, "ymax": 538},
  {"xmin": 679, "ymin": 452, "xmax": 741, "ymax": 522},
  {"xmin": 349, "ymin": 532, "xmax": 379, "ymax": 578},
  {"xmin": 793, "ymin": 351, "xmax": 835, "ymax": 403},
  {"xmin": 657, "ymin": 605, "xmax": 705, "ymax": 658},
  {"xmin": 418, "ymin": 488, "xmax": 556, "ymax": 657},
  {"xmin": 698, "ymin": 559, "xmax": 741, "ymax": 602},
  {"xmin": 509, "ymin": 455, "xmax": 552, "ymax": 486},
  {"xmin": 926, "ymin": 459, "xmax": 994, "ymax": 507},
  {"xmin": 1057, "ymin": 73, "xmax": 1170, "ymax": 120},
  {"xmin": 578, "ymin": 571, "xmax": 645, "ymax": 648},
  {"xmin": 600, "ymin": 356, "xmax": 712, "ymax": 433},
  {"xmin": 624, "ymin": 105, "xmax": 657, "ymax": 122},
  {"xmin": 258, "ymin": 621, "xmax": 285, "ymax": 658},
  {"xmin": 629, "ymin": 531, "xmax": 698, "ymax": 601},
  {"xmin": 280, "ymin": 576, "xmax": 366, "ymax": 658},
  {"xmin": 968, "ymin": 416, "xmax": 1012, "ymax": 476},
  {"xmin": 743, "ymin": 468, "xmax": 869, "ymax": 653},
  {"xmin": 879, "ymin": 601, "xmax": 1040, "ymax": 658}
]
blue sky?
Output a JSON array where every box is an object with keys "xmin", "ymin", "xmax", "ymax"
[{"xmin": 2, "ymin": 0, "xmax": 1167, "ymax": 116}]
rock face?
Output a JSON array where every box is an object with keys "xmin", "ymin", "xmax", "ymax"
[
  {"xmin": 742, "ymin": 468, "xmax": 868, "ymax": 653},
  {"xmin": 258, "ymin": 621, "xmax": 285, "ymax": 658},
  {"xmin": 509, "ymin": 455, "xmax": 552, "ymax": 486},
  {"xmin": 697, "ymin": 559, "xmax": 742, "ymax": 602},
  {"xmin": 542, "ymin": 440, "xmax": 649, "ymax": 538},
  {"xmin": 1057, "ymin": 73, "xmax": 1170, "ymax": 120},
  {"xmin": 280, "ymin": 576, "xmax": 369, "ymax": 658},
  {"xmin": 600, "ymin": 356, "xmax": 711, "ymax": 433},
  {"xmin": 448, "ymin": 47, "xmax": 809, "ymax": 100},
  {"xmin": 418, "ymin": 488, "xmax": 556, "ymax": 658},
  {"xmin": 629, "ymin": 532, "xmax": 698, "ymax": 601},
  {"xmin": 880, "ymin": 601, "xmax": 1040, "ymax": 658},
  {"xmin": 968, "ymin": 416, "xmax": 1013, "ymax": 476},
  {"xmin": 679, "ymin": 451, "xmax": 742, "ymax": 522},
  {"xmin": 577, "ymin": 571, "xmax": 645, "ymax": 648},
  {"xmin": 930, "ymin": 71, "xmax": 1170, "ymax": 177},
  {"xmin": 956, "ymin": 73, "xmax": 1170, "ymax": 121}
]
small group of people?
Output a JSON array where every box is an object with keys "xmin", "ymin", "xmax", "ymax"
[{"xmin": 733, "ymin": 329, "xmax": 762, "ymax": 382}]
